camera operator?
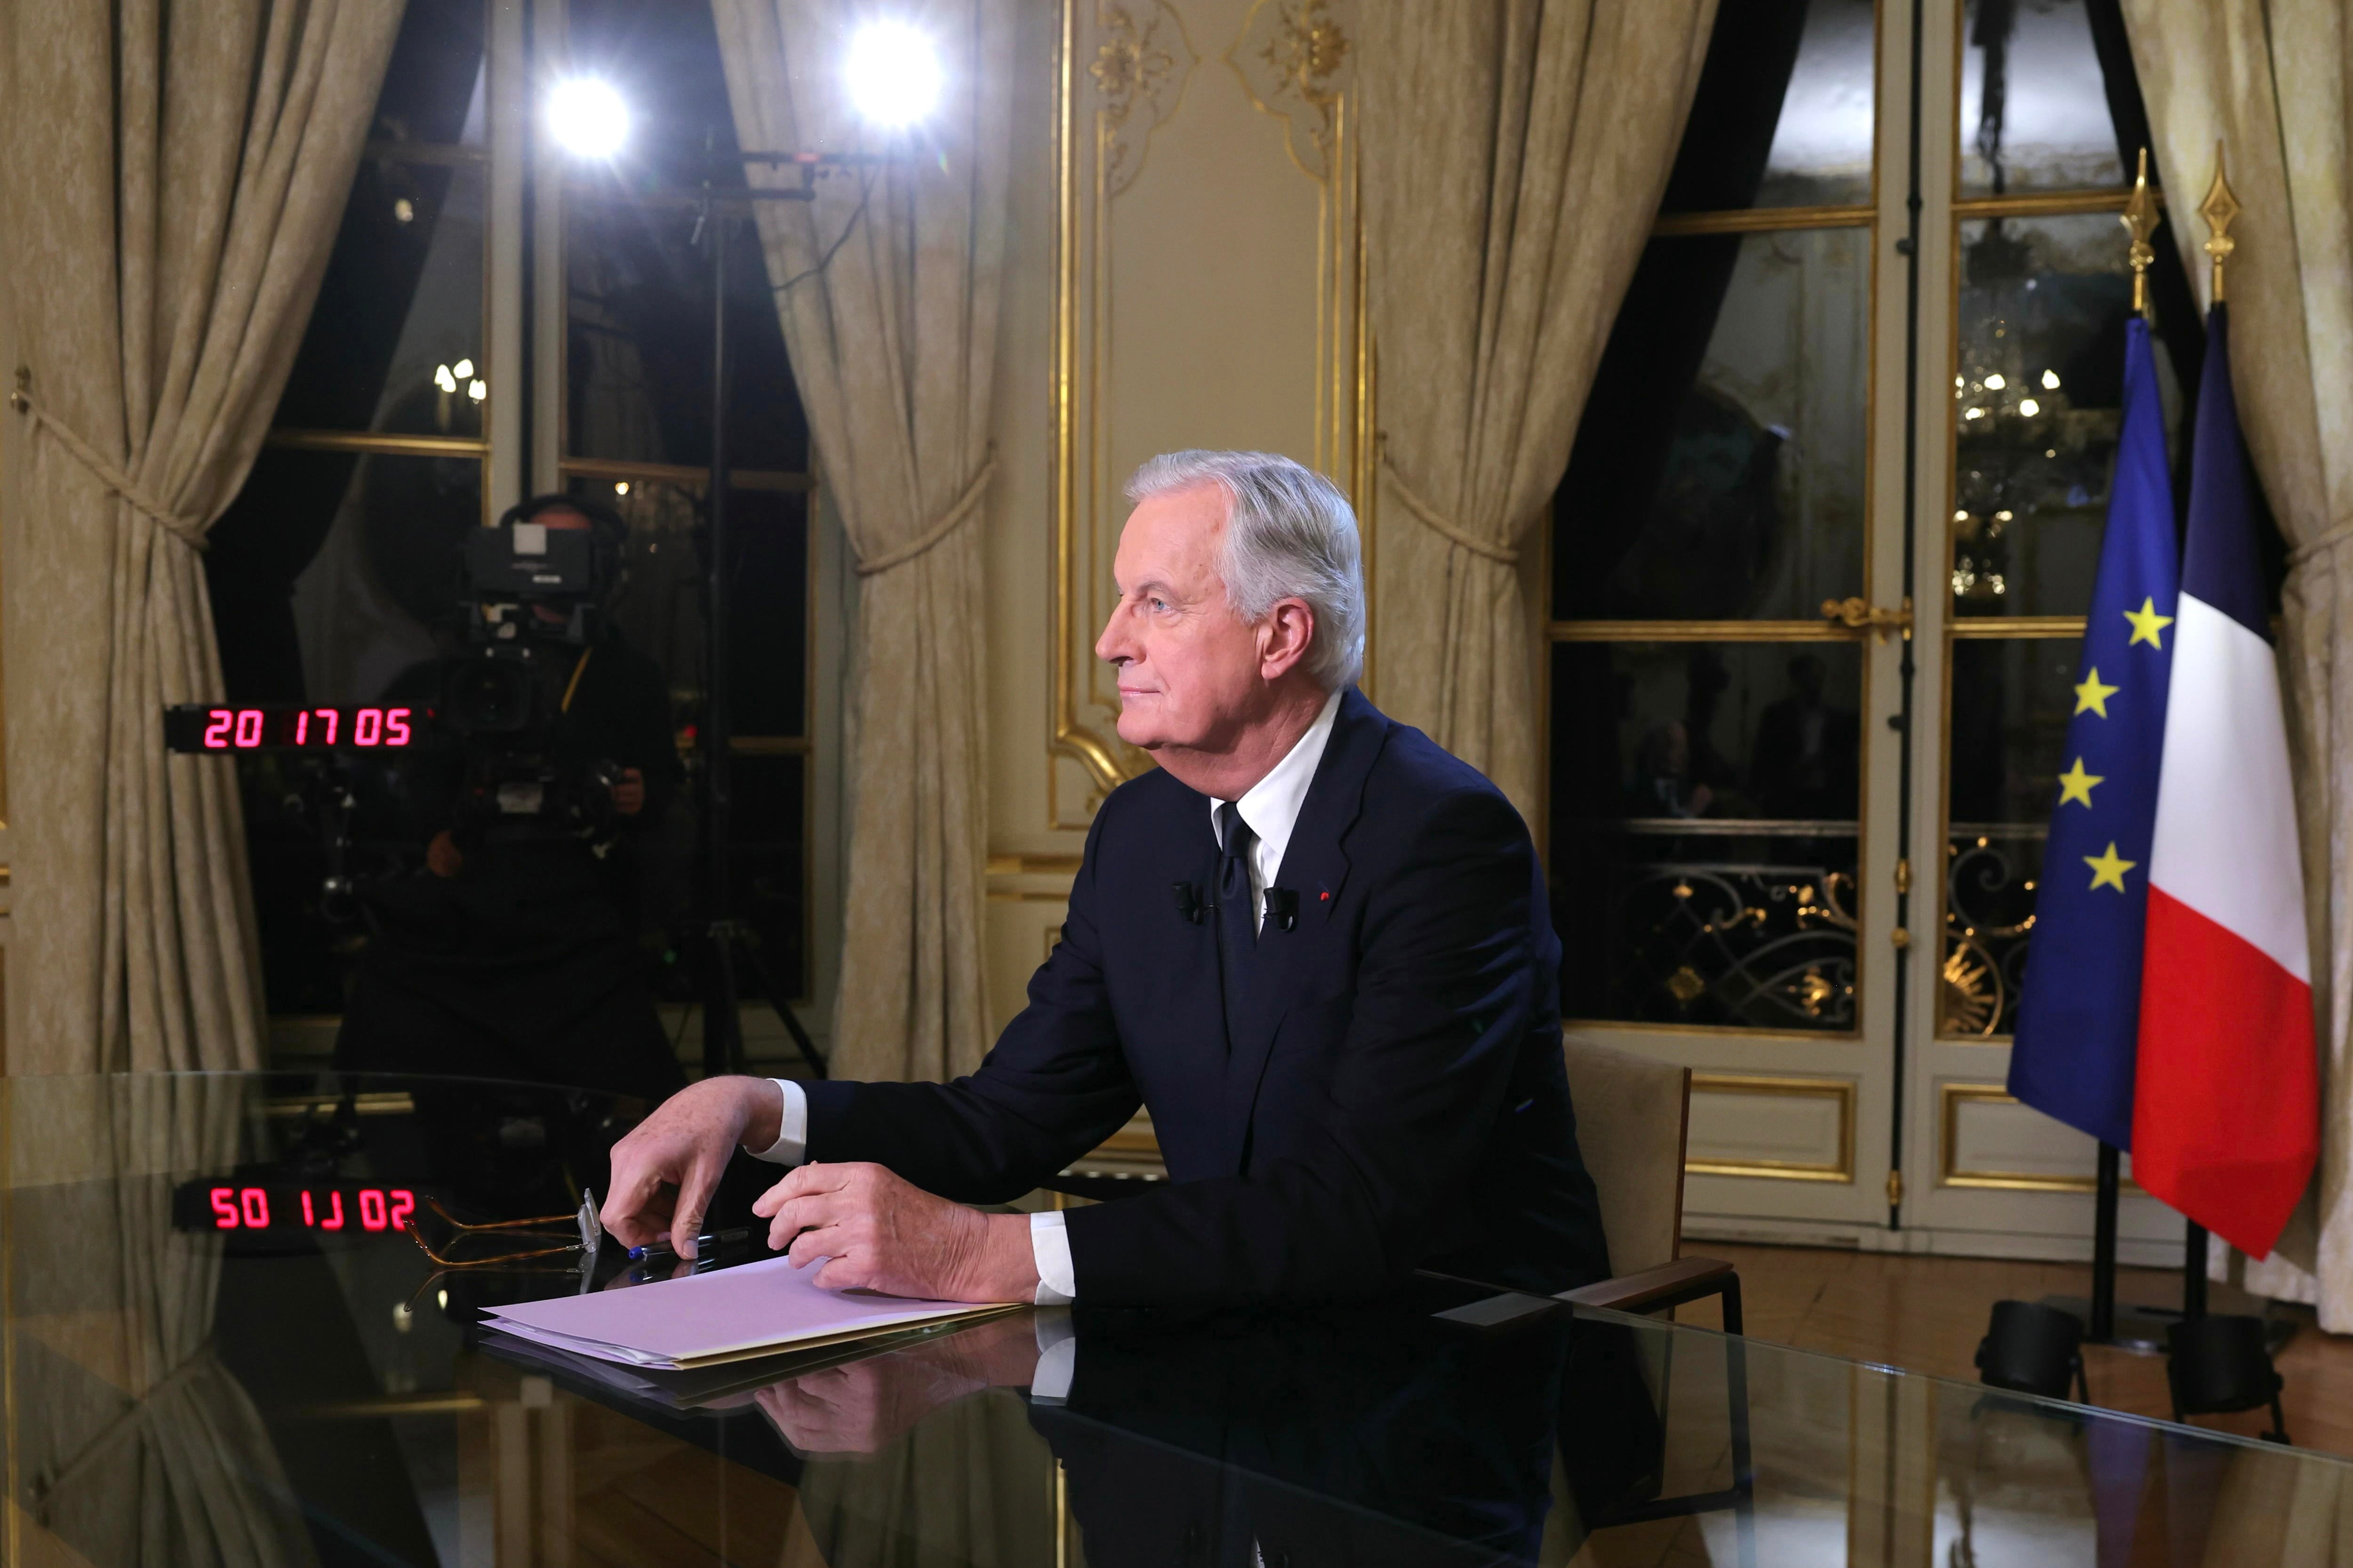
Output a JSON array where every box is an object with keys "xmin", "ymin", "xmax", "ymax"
[{"xmin": 334, "ymin": 494, "xmax": 688, "ymax": 1104}]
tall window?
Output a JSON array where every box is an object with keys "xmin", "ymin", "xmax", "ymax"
[
  {"xmin": 216, "ymin": 0, "xmax": 821, "ymax": 1036},
  {"xmin": 1551, "ymin": 0, "xmax": 1878, "ymax": 1035},
  {"xmin": 1546, "ymin": 0, "xmax": 2240, "ymax": 1236}
]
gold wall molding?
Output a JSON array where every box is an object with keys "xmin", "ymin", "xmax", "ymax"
[
  {"xmin": 1651, "ymin": 204, "xmax": 1875, "ymax": 238},
  {"xmin": 1090, "ymin": 0, "xmax": 1198, "ymax": 197},
  {"xmin": 1049, "ymin": 0, "xmax": 1369, "ymax": 823},
  {"xmin": 1549, "ymin": 618, "xmax": 1874, "ymax": 644},
  {"xmin": 1945, "ymin": 615, "xmax": 2086, "ymax": 639},
  {"xmin": 988, "ymin": 853, "xmax": 1085, "ymax": 875},
  {"xmin": 1938, "ymin": 1081, "xmax": 2135, "ymax": 1192},
  {"xmin": 1225, "ymin": 0, "xmax": 1354, "ymax": 183},
  {"xmin": 1686, "ymin": 1072, "xmax": 1857, "ymax": 1183}
]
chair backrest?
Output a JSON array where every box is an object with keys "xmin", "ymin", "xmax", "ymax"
[{"xmin": 1560, "ymin": 1030, "xmax": 1692, "ymax": 1277}]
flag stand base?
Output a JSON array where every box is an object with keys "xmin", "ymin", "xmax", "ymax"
[{"xmin": 2034, "ymin": 1294, "xmax": 2179, "ymax": 1353}]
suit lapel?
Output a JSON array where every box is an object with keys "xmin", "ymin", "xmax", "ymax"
[{"xmin": 1217, "ymin": 688, "xmax": 1388, "ymax": 1174}]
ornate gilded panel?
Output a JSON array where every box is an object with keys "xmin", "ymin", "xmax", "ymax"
[{"xmin": 1049, "ymin": 0, "xmax": 1368, "ymax": 827}]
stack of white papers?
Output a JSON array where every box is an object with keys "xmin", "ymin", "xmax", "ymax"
[{"xmin": 482, "ymin": 1255, "xmax": 1007, "ymax": 1371}]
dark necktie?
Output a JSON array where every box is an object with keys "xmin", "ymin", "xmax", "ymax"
[{"xmin": 1216, "ymin": 801, "xmax": 1258, "ymax": 1048}]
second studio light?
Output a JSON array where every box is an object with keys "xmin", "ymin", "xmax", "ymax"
[
  {"xmin": 845, "ymin": 21, "xmax": 942, "ymax": 129},
  {"xmin": 547, "ymin": 76, "xmax": 630, "ymax": 159}
]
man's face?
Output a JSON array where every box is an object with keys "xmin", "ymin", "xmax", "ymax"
[{"xmin": 1094, "ymin": 485, "xmax": 1269, "ymax": 754}]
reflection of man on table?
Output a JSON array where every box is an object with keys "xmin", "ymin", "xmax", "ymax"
[{"xmin": 601, "ymin": 449, "xmax": 1610, "ymax": 1305}]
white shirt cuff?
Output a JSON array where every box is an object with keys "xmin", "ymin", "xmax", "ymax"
[
  {"xmin": 1031, "ymin": 1209, "xmax": 1076, "ymax": 1305},
  {"xmin": 749, "ymin": 1079, "xmax": 809, "ymax": 1164},
  {"xmin": 1031, "ymin": 1307, "xmax": 1075, "ymax": 1403}
]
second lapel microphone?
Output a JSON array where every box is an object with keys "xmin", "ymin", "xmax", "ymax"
[
  {"xmin": 1265, "ymin": 888, "xmax": 1299, "ymax": 932},
  {"xmin": 1173, "ymin": 882, "xmax": 1208, "ymax": 923}
]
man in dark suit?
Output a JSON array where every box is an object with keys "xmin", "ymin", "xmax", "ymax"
[{"xmin": 600, "ymin": 449, "xmax": 1609, "ymax": 1304}]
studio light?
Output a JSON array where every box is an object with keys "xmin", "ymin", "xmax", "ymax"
[
  {"xmin": 547, "ymin": 76, "xmax": 629, "ymax": 159},
  {"xmin": 845, "ymin": 21, "xmax": 942, "ymax": 128}
]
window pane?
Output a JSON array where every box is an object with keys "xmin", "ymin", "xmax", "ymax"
[
  {"xmin": 372, "ymin": 0, "xmax": 487, "ymax": 146},
  {"xmin": 1953, "ymin": 212, "xmax": 2182, "ymax": 619},
  {"xmin": 731, "ymin": 753, "xmax": 808, "ymax": 1002},
  {"xmin": 574, "ymin": 476, "xmax": 708, "ymax": 715},
  {"xmin": 289, "ymin": 453, "xmax": 485, "ymax": 702},
  {"xmin": 1960, "ymin": 0, "xmax": 2127, "ymax": 198},
  {"xmin": 1552, "ymin": 640, "xmax": 1864, "ymax": 1031},
  {"xmin": 272, "ymin": 154, "xmax": 486, "ymax": 435},
  {"xmin": 566, "ymin": 478, "xmax": 811, "ymax": 740},
  {"xmin": 1943, "ymin": 636, "xmax": 2080, "ymax": 1036},
  {"xmin": 726, "ymin": 489, "xmax": 811, "ymax": 738},
  {"xmin": 563, "ymin": 0, "xmax": 809, "ymax": 472},
  {"xmin": 1557, "ymin": 226, "xmax": 1869, "ymax": 621},
  {"xmin": 565, "ymin": 207, "xmax": 805, "ymax": 472},
  {"xmin": 1661, "ymin": 0, "xmax": 1874, "ymax": 214}
]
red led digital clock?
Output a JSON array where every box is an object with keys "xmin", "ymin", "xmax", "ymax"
[
  {"xmin": 170, "ymin": 1180, "xmax": 420, "ymax": 1240},
  {"xmin": 161, "ymin": 703, "xmax": 425, "ymax": 754}
]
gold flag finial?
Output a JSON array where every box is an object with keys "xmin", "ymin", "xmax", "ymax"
[
  {"xmin": 2122, "ymin": 147, "xmax": 2159, "ymax": 318},
  {"xmin": 2200, "ymin": 141, "xmax": 2241, "ymax": 304}
]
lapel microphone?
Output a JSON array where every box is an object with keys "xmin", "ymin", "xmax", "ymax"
[
  {"xmin": 1264, "ymin": 888, "xmax": 1299, "ymax": 933},
  {"xmin": 1173, "ymin": 882, "xmax": 1207, "ymax": 924}
]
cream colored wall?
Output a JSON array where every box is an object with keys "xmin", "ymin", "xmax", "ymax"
[{"xmin": 981, "ymin": 0, "xmax": 1364, "ymax": 1032}]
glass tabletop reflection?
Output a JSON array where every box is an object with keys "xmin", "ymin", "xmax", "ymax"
[{"xmin": 3, "ymin": 1070, "xmax": 2345, "ymax": 1568}]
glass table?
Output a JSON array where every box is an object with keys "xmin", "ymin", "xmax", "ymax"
[{"xmin": 3, "ymin": 1071, "xmax": 2345, "ymax": 1566}]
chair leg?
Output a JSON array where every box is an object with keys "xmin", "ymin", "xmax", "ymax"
[{"xmin": 1717, "ymin": 1274, "xmax": 1744, "ymax": 1337}]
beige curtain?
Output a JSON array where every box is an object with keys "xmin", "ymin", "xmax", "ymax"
[
  {"xmin": 712, "ymin": 0, "xmax": 1009, "ymax": 1081},
  {"xmin": 1359, "ymin": 0, "xmax": 1717, "ymax": 817},
  {"xmin": 4, "ymin": 0, "xmax": 404, "ymax": 1074},
  {"xmin": 2120, "ymin": 0, "xmax": 2353, "ymax": 1332}
]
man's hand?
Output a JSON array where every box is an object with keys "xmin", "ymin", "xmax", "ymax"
[
  {"xmin": 426, "ymin": 830, "xmax": 464, "ymax": 878},
  {"xmin": 751, "ymin": 1315, "xmax": 1044, "ymax": 1455},
  {"xmin": 600, "ymin": 1076, "xmax": 784, "ymax": 1257},
  {"xmin": 753, "ymin": 1163, "xmax": 1040, "ymax": 1303},
  {"xmin": 753, "ymin": 1353, "xmax": 984, "ymax": 1456},
  {"xmin": 610, "ymin": 767, "xmax": 645, "ymax": 816}
]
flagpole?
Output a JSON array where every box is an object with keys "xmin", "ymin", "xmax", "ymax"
[
  {"xmin": 2084, "ymin": 152, "xmax": 2161, "ymax": 1349},
  {"xmin": 2175, "ymin": 147, "xmax": 2239, "ymax": 1329}
]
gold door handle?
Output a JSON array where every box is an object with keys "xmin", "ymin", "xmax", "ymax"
[{"xmin": 1821, "ymin": 595, "xmax": 1914, "ymax": 642}]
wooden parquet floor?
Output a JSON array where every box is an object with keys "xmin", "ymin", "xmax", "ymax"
[{"xmin": 1670, "ymin": 1240, "xmax": 2353, "ymax": 1458}]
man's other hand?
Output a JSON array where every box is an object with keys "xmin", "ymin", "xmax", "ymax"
[
  {"xmin": 610, "ymin": 767, "xmax": 645, "ymax": 816},
  {"xmin": 426, "ymin": 830, "xmax": 464, "ymax": 878},
  {"xmin": 751, "ymin": 1315, "xmax": 1043, "ymax": 1455},
  {"xmin": 754, "ymin": 1162, "xmax": 1040, "ymax": 1303},
  {"xmin": 600, "ymin": 1076, "xmax": 784, "ymax": 1257}
]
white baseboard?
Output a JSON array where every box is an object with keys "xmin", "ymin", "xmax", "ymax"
[{"xmin": 1682, "ymin": 1212, "xmax": 2187, "ymax": 1270}]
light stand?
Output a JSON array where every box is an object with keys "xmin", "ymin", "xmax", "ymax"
[{"xmin": 687, "ymin": 148, "xmax": 891, "ymax": 1081}]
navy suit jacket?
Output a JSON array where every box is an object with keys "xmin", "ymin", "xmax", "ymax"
[{"xmin": 803, "ymin": 688, "xmax": 1611, "ymax": 1304}]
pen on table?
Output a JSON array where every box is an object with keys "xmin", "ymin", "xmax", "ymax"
[{"xmin": 626, "ymin": 1227, "xmax": 751, "ymax": 1263}]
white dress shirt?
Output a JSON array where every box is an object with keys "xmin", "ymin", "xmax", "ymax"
[
  {"xmin": 751, "ymin": 687, "xmax": 1346, "ymax": 1306},
  {"xmin": 1210, "ymin": 687, "xmax": 1344, "ymax": 930}
]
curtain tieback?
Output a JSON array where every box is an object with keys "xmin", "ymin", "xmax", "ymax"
[
  {"xmin": 1380, "ymin": 454, "xmax": 1517, "ymax": 565},
  {"xmin": 854, "ymin": 453, "xmax": 997, "ymax": 578},
  {"xmin": 10, "ymin": 372, "xmax": 208, "ymax": 551},
  {"xmin": 2287, "ymin": 520, "xmax": 2353, "ymax": 568}
]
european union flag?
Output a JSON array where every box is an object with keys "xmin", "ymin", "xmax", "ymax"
[{"xmin": 2007, "ymin": 315, "xmax": 2180, "ymax": 1149}]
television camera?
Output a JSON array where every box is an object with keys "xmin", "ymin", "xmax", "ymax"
[{"xmin": 163, "ymin": 512, "xmax": 640, "ymax": 920}]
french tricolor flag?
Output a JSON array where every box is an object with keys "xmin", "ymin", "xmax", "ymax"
[{"xmin": 2133, "ymin": 304, "xmax": 2318, "ymax": 1259}]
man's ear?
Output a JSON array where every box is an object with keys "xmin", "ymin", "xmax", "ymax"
[{"xmin": 1257, "ymin": 598, "xmax": 1316, "ymax": 681}]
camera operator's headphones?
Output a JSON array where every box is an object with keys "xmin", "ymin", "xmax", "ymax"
[{"xmin": 497, "ymin": 492, "xmax": 632, "ymax": 608}]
